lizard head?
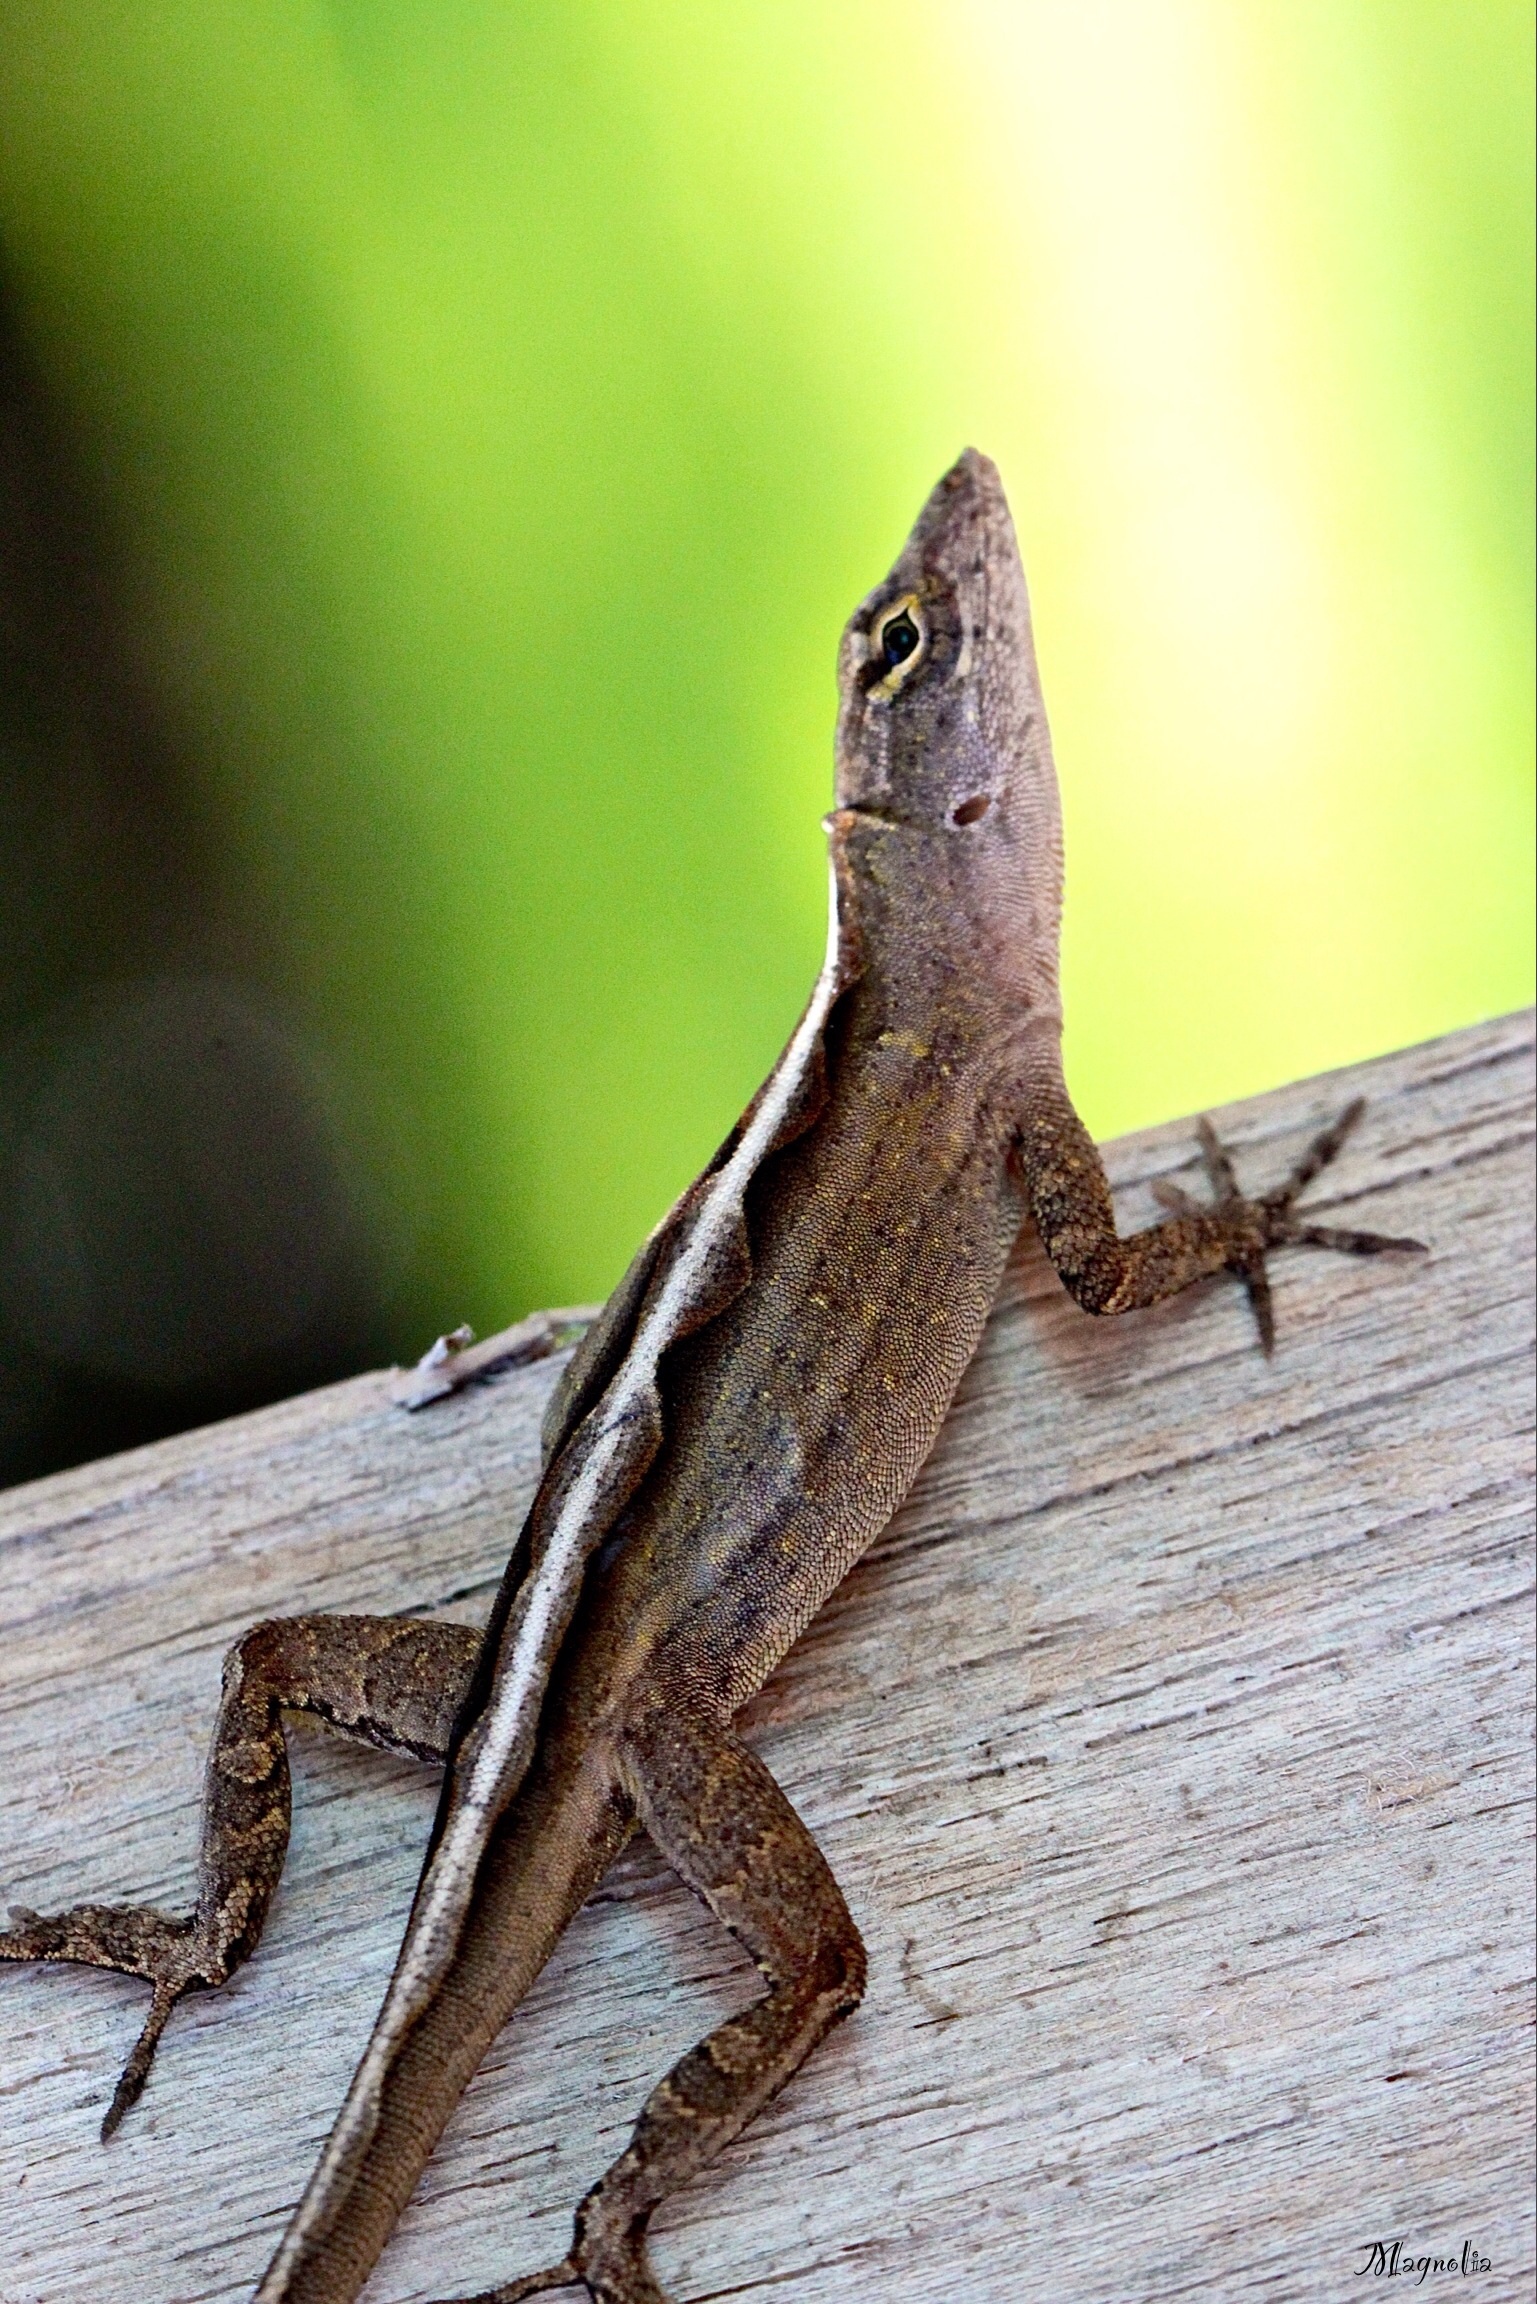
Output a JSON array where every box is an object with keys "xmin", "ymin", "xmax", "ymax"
[{"xmin": 829, "ymin": 448, "xmax": 1064, "ymax": 1021}]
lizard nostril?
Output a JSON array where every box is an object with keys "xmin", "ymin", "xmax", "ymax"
[{"xmin": 950, "ymin": 794, "xmax": 993, "ymax": 827}]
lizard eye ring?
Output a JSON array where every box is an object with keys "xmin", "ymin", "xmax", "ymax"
[{"xmin": 868, "ymin": 595, "xmax": 926, "ymax": 695}]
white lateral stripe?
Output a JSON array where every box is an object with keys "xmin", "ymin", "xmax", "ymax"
[
  {"xmin": 460, "ymin": 858, "xmax": 842, "ymax": 1819},
  {"xmin": 267, "ymin": 864, "xmax": 846, "ymax": 2271}
]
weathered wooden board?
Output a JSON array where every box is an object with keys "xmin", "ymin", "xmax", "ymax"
[{"xmin": 0, "ymin": 1013, "xmax": 1531, "ymax": 2304}]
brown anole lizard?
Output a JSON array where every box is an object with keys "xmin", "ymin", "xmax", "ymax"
[{"xmin": 0, "ymin": 451, "xmax": 1420, "ymax": 2303}]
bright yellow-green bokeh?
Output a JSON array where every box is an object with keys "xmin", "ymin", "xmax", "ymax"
[{"xmin": 0, "ymin": 1, "xmax": 1530, "ymax": 1338}]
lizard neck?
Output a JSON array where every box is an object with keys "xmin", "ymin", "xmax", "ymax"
[{"xmin": 827, "ymin": 804, "xmax": 1063, "ymax": 1077}]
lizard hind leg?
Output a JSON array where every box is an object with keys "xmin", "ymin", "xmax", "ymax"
[
  {"xmin": 424, "ymin": 1696, "xmax": 867, "ymax": 2304},
  {"xmin": 0, "ymin": 1612, "xmax": 480, "ymax": 2139}
]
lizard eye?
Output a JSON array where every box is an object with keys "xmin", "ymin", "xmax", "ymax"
[
  {"xmin": 868, "ymin": 595, "xmax": 926, "ymax": 693},
  {"xmin": 880, "ymin": 608, "xmax": 920, "ymax": 667}
]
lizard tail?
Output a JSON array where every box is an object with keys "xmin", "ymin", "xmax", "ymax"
[{"xmin": 254, "ymin": 1737, "xmax": 629, "ymax": 2303}]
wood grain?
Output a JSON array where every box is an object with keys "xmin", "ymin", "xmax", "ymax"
[{"xmin": 0, "ymin": 1013, "xmax": 1531, "ymax": 2304}]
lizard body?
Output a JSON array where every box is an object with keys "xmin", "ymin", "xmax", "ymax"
[{"xmin": 1, "ymin": 453, "xmax": 1419, "ymax": 2303}]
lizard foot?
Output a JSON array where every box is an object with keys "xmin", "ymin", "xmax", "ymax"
[
  {"xmin": 1153, "ymin": 1096, "xmax": 1425, "ymax": 1354},
  {"xmin": 0, "ymin": 1900, "xmax": 219, "ymax": 2138}
]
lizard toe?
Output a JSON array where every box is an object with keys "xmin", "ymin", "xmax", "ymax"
[{"xmin": 417, "ymin": 2251, "xmax": 585, "ymax": 2302}]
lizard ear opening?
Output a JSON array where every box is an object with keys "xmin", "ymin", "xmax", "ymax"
[{"xmin": 950, "ymin": 794, "xmax": 994, "ymax": 827}]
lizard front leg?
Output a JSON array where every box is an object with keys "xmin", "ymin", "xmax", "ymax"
[
  {"xmin": 433, "ymin": 1692, "xmax": 866, "ymax": 2304},
  {"xmin": 1013, "ymin": 1038, "xmax": 1424, "ymax": 1351},
  {"xmin": 0, "ymin": 1611, "xmax": 479, "ymax": 2137}
]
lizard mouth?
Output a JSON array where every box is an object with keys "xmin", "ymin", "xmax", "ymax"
[{"xmin": 828, "ymin": 801, "xmax": 919, "ymax": 830}]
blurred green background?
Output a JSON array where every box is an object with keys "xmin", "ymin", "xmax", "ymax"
[{"xmin": 0, "ymin": 1, "xmax": 1531, "ymax": 1484}]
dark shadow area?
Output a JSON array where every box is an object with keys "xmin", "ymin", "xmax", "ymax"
[{"xmin": 0, "ymin": 271, "xmax": 391, "ymax": 1488}]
